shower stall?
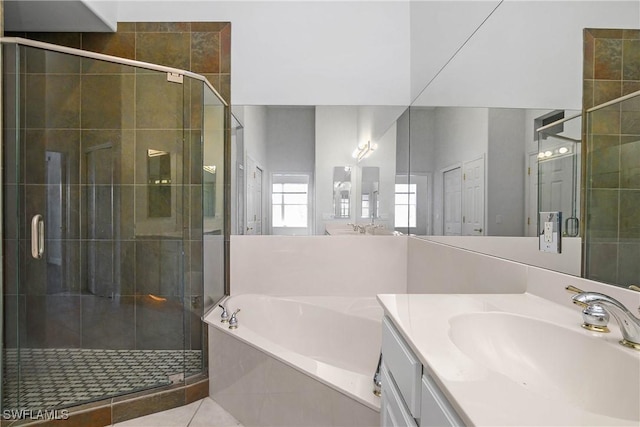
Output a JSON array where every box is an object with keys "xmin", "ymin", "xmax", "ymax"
[{"xmin": 1, "ymin": 38, "xmax": 226, "ymax": 414}]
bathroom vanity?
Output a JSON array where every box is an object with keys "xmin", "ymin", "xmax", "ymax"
[
  {"xmin": 378, "ymin": 293, "xmax": 640, "ymax": 426},
  {"xmin": 381, "ymin": 316, "xmax": 463, "ymax": 426}
]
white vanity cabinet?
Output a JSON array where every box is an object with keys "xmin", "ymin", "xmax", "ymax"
[{"xmin": 381, "ymin": 316, "xmax": 465, "ymax": 427}]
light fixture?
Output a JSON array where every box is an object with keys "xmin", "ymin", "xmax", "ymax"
[
  {"xmin": 351, "ymin": 141, "xmax": 377, "ymax": 162},
  {"xmin": 537, "ymin": 145, "xmax": 574, "ymax": 161}
]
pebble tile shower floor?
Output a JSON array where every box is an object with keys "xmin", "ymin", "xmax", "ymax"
[{"xmin": 2, "ymin": 348, "xmax": 202, "ymax": 410}]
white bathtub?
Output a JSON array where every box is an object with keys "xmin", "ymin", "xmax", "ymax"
[{"xmin": 205, "ymin": 294, "xmax": 382, "ymax": 424}]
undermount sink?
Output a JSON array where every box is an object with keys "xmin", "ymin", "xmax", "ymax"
[{"xmin": 448, "ymin": 312, "xmax": 640, "ymax": 422}]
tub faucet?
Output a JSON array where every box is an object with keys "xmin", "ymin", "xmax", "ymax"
[
  {"xmin": 218, "ymin": 304, "xmax": 229, "ymax": 323},
  {"xmin": 571, "ymin": 291, "xmax": 640, "ymax": 350},
  {"xmin": 228, "ymin": 309, "xmax": 241, "ymax": 329}
]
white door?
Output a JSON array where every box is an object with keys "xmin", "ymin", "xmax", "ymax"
[
  {"xmin": 462, "ymin": 157, "xmax": 485, "ymax": 236},
  {"xmin": 246, "ymin": 156, "xmax": 263, "ymax": 235},
  {"xmin": 539, "ymin": 154, "xmax": 574, "ymax": 214},
  {"xmin": 443, "ymin": 168, "xmax": 462, "ymax": 236},
  {"xmin": 526, "ymin": 153, "xmax": 539, "ymax": 237}
]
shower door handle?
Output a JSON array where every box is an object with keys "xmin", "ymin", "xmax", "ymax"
[{"xmin": 31, "ymin": 214, "xmax": 45, "ymax": 259}]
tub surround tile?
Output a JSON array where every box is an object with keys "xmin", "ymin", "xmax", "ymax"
[
  {"xmin": 526, "ymin": 265, "xmax": 640, "ymax": 312},
  {"xmin": 209, "ymin": 327, "xmax": 378, "ymax": 427},
  {"xmin": 407, "ymin": 237, "xmax": 527, "ymax": 294},
  {"xmin": 230, "ymin": 235, "xmax": 407, "ymax": 296}
]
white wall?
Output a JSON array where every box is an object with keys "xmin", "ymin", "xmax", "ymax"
[
  {"xmin": 117, "ymin": 0, "xmax": 411, "ymax": 106},
  {"xmin": 412, "ymin": 1, "xmax": 640, "ymax": 110},
  {"xmin": 5, "ymin": 0, "xmax": 117, "ymax": 31},
  {"xmin": 409, "ymin": 0, "xmax": 502, "ymax": 102},
  {"xmin": 486, "ymin": 108, "xmax": 526, "ymax": 236},
  {"xmin": 422, "ymin": 236, "xmax": 581, "ymax": 277}
]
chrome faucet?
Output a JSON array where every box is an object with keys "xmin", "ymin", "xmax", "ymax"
[{"xmin": 571, "ymin": 290, "xmax": 640, "ymax": 350}]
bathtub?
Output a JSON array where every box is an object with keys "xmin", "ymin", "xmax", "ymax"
[{"xmin": 204, "ymin": 294, "xmax": 382, "ymax": 426}]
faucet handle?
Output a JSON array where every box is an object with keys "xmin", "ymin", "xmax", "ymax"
[
  {"xmin": 581, "ymin": 304, "xmax": 610, "ymax": 333},
  {"xmin": 229, "ymin": 309, "xmax": 241, "ymax": 329},
  {"xmin": 565, "ymin": 285, "xmax": 584, "ymax": 294},
  {"xmin": 218, "ymin": 304, "xmax": 229, "ymax": 323}
]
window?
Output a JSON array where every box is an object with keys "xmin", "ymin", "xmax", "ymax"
[
  {"xmin": 361, "ymin": 194, "xmax": 370, "ymax": 219},
  {"xmin": 272, "ymin": 174, "xmax": 309, "ymax": 228},
  {"xmin": 340, "ymin": 192, "xmax": 350, "ymax": 218},
  {"xmin": 395, "ymin": 183, "xmax": 416, "ymax": 228}
]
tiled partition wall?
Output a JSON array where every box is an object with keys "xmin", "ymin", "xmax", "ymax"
[{"xmin": 583, "ymin": 29, "xmax": 640, "ymax": 287}]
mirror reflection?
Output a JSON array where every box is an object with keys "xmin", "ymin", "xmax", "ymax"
[
  {"xmin": 333, "ymin": 166, "xmax": 352, "ymax": 219},
  {"xmin": 230, "ymin": 2, "xmax": 637, "ymax": 283}
]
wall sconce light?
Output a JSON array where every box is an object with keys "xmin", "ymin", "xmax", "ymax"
[{"xmin": 352, "ymin": 140, "xmax": 377, "ymax": 162}]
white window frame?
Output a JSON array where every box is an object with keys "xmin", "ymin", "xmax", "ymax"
[
  {"xmin": 395, "ymin": 182, "xmax": 417, "ymax": 229},
  {"xmin": 271, "ymin": 173, "xmax": 310, "ymax": 233}
]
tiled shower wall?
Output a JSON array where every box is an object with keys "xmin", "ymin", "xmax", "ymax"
[
  {"xmin": 9, "ymin": 21, "xmax": 230, "ymax": 104},
  {"xmin": 583, "ymin": 29, "xmax": 640, "ymax": 286},
  {"xmin": 3, "ymin": 22, "xmax": 230, "ymax": 351}
]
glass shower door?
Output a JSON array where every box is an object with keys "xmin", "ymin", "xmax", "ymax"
[{"xmin": 3, "ymin": 41, "xmax": 192, "ymax": 415}]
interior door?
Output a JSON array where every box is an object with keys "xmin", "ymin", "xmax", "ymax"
[
  {"xmin": 526, "ymin": 153, "xmax": 539, "ymax": 237},
  {"xmin": 539, "ymin": 153, "xmax": 574, "ymax": 214},
  {"xmin": 462, "ymin": 157, "xmax": 485, "ymax": 236},
  {"xmin": 245, "ymin": 157, "xmax": 263, "ymax": 235},
  {"xmin": 443, "ymin": 168, "xmax": 462, "ymax": 236}
]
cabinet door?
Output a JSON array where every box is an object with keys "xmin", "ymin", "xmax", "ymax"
[
  {"xmin": 382, "ymin": 317, "xmax": 422, "ymax": 418},
  {"xmin": 381, "ymin": 362, "xmax": 418, "ymax": 427},
  {"xmin": 420, "ymin": 374, "xmax": 465, "ymax": 427}
]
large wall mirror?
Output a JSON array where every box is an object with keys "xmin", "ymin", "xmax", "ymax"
[{"xmin": 230, "ymin": 1, "xmax": 639, "ymax": 287}]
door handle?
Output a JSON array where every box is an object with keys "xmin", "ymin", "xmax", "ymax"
[
  {"xmin": 473, "ymin": 228, "xmax": 483, "ymax": 233},
  {"xmin": 31, "ymin": 214, "xmax": 45, "ymax": 259}
]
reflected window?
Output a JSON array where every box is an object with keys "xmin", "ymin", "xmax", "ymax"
[
  {"xmin": 272, "ymin": 174, "xmax": 309, "ymax": 228},
  {"xmin": 395, "ymin": 183, "xmax": 416, "ymax": 228},
  {"xmin": 340, "ymin": 192, "xmax": 350, "ymax": 217},
  {"xmin": 361, "ymin": 194, "xmax": 370, "ymax": 219}
]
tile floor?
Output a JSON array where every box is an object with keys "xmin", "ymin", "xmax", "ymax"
[
  {"xmin": 113, "ymin": 397, "xmax": 243, "ymax": 427},
  {"xmin": 3, "ymin": 348, "xmax": 202, "ymax": 411}
]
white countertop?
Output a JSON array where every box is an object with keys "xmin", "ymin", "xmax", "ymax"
[{"xmin": 377, "ymin": 293, "xmax": 640, "ymax": 426}]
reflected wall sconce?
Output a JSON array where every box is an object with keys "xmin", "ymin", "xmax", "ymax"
[
  {"xmin": 352, "ymin": 140, "xmax": 377, "ymax": 162},
  {"xmin": 537, "ymin": 145, "xmax": 572, "ymax": 161}
]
